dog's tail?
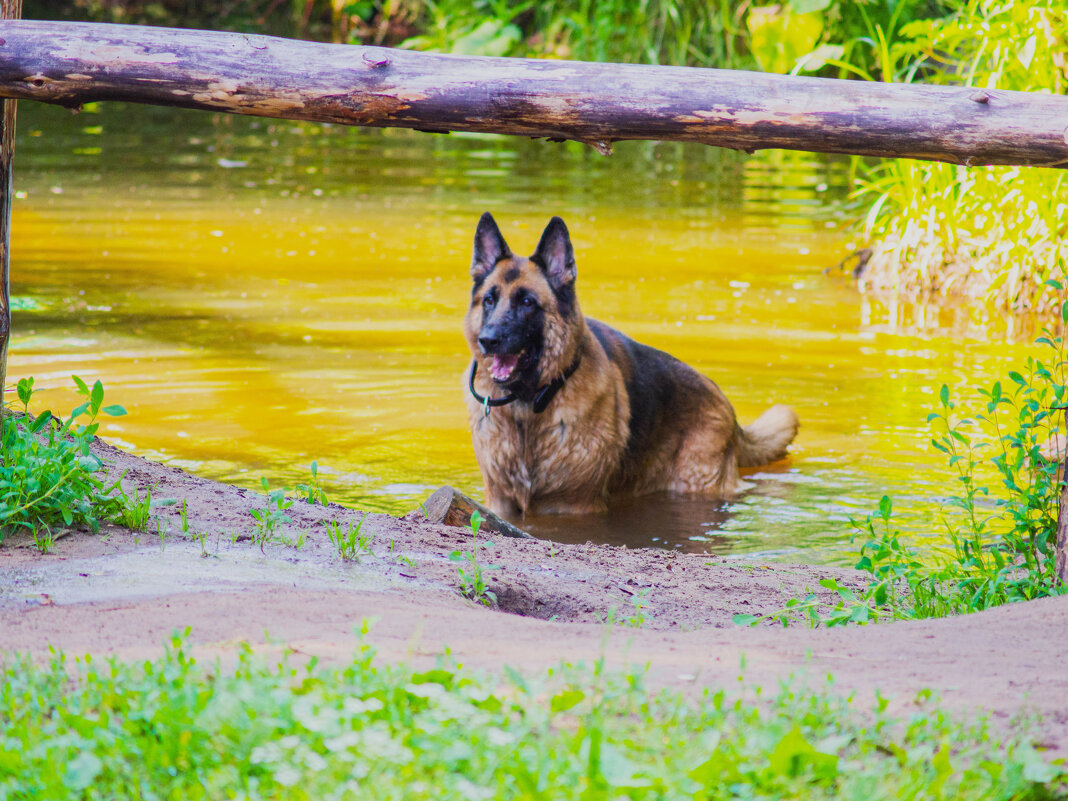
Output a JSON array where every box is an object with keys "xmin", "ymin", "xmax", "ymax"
[{"xmin": 736, "ymin": 405, "xmax": 799, "ymax": 468}]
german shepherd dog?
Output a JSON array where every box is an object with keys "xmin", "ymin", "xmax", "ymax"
[{"xmin": 464, "ymin": 213, "xmax": 799, "ymax": 517}]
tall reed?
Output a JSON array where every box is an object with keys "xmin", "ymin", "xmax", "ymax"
[{"xmin": 843, "ymin": 0, "xmax": 1068, "ymax": 318}]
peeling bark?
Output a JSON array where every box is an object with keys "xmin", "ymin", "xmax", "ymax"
[{"xmin": 0, "ymin": 21, "xmax": 1067, "ymax": 167}]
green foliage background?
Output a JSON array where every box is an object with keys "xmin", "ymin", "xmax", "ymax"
[{"xmin": 27, "ymin": 0, "xmax": 948, "ymax": 71}]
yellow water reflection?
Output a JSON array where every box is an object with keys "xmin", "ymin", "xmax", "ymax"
[{"xmin": 8, "ymin": 103, "xmax": 1040, "ymax": 562}]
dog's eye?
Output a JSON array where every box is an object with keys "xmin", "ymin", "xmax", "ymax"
[
  {"xmin": 482, "ymin": 294, "xmax": 496, "ymax": 308},
  {"xmin": 520, "ymin": 295, "xmax": 537, "ymax": 308}
]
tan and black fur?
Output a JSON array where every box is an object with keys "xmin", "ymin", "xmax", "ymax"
[{"xmin": 464, "ymin": 213, "xmax": 799, "ymax": 517}]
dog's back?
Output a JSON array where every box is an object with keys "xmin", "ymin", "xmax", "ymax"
[{"xmin": 586, "ymin": 319, "xmax": 738, "ymax": 496}]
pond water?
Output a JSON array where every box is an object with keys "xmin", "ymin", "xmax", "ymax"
[{"xmin": 9, "ymin": 102, "xmax": 1040, "ymax": 564}]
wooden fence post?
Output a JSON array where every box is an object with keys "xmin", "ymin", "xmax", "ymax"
[
  {"xmin": 1056, "ymin": 407, "xmax": 1068, "ymax": 584},
  {"xmin": 2, "ymin": 22, "xmax": 1068, "ymax": 169},
  {"xmin": 0, "ymin": 0, "xmax": 21, "ymax": 408}
]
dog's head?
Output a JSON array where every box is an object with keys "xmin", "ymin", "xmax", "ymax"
[{"xmin": 464, "ymin": 213, "xmax": 581, "ymax": 398}]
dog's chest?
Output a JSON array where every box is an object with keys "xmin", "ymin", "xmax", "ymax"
[
  {"xmin": 474, "ymin": 413, "xmax": 562, "ymax": 491},
  {"xmin": 472, "ymin": 403, "xmax": 623, "ymax": 511}
]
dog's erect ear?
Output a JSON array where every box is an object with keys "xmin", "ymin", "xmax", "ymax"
[
  {"xmin": 533, "ymin": 216, "xmax": 576, "ymax": 291},
  {"xmin": 471, "ymin": 212, "xmax": 512, "ymax": 282}
]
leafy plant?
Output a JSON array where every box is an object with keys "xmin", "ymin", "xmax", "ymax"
[
  {"xmin": 449, "ymin": 511, "xmax": 498, "ymax": 606},
  {"xmin": 747, "ymin": 0, "xmax": 827, "ymax": 74},
  {"xmin": 623, "ymin": 587, "xmax": 652, "ymax": 628},
  {"xmin": 324, "ymin": 517, "xmax": 372, "ymax": 561},
  {"xmin": 296, "ymin": 460, "xmax": 330, "ymax": 506},
  {"xmin": 1, "ymin": 376, "xmax": 128, "ymax": 549},
  {"xmin": 390, "ymin": 538, "xmax": 415, "ymax": 568},
  {"xmin": 250, "ymin": 477, "xmax": 293, "ymax": 551}
]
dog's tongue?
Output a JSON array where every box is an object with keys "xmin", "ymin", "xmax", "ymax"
[{"xmin": 490, "ymin": 354, "xmax": 520, "ymax": 381}]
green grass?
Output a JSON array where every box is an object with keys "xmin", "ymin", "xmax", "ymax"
[
  {"xmin": 106, "ymin": 483, "xmax": 158, "ymax": 532},
  {"xmin": 1, "ymin": 629, "xmax": 1064, "ymax": 800}
]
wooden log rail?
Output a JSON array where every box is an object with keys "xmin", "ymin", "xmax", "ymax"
[{"xmin": 1, "ymin": 20, "xmax": 1068, "ymax": 168}]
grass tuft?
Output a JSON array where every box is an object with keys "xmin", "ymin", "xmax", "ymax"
[{"xmin": 324, "ymin": 517, "xmax": 372, "ymax": 561}]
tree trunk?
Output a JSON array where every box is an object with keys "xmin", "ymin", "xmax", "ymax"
[
  {"xmin": 1, "ymin": 20, "xmax": 1067, "ymax": 168},
  {"xmin": 0, "ymin": 2, "xmax": 20, "ymax": 406}
]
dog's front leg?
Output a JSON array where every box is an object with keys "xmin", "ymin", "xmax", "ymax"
[{"xmin": 482, "ymin": 486, "xmax": 523, "ymax": 520}]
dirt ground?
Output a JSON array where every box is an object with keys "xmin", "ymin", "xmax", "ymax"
[{"xmin": 3, "ymin": 437, "xmax": 1068, "ymax": 754}]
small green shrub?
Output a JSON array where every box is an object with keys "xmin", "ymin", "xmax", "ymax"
[
  {"xmin": 852, "ymin": 326, "xmax": 1068, "ymax": 619},
  {"xmin": 0, "ymin": 376, "xmax": 128, "ymax": 549},
  {"xmin": 250, "ymin": 477, "xmax": 293, "ymax": 551},
  {"xmin": 747, "ymin": 328, "xmax": 1068, "ymax": 627},
  {"xmin": 735, "ymin": 576, "xmax": 879, "ymax": 628}
]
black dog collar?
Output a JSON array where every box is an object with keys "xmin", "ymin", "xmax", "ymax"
[{"xmin": 468, "ymin": 355, "xmax": 581, "ymax": 416}]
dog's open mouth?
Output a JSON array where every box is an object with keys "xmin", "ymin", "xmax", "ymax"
[{"xmin": 489, "ymin": 350, "xmax": 528, "ymax": 383}]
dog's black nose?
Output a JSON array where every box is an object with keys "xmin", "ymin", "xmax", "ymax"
[{"xmin": 478, "ymin": 335, "xmax": 500, "ymax": 354}]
